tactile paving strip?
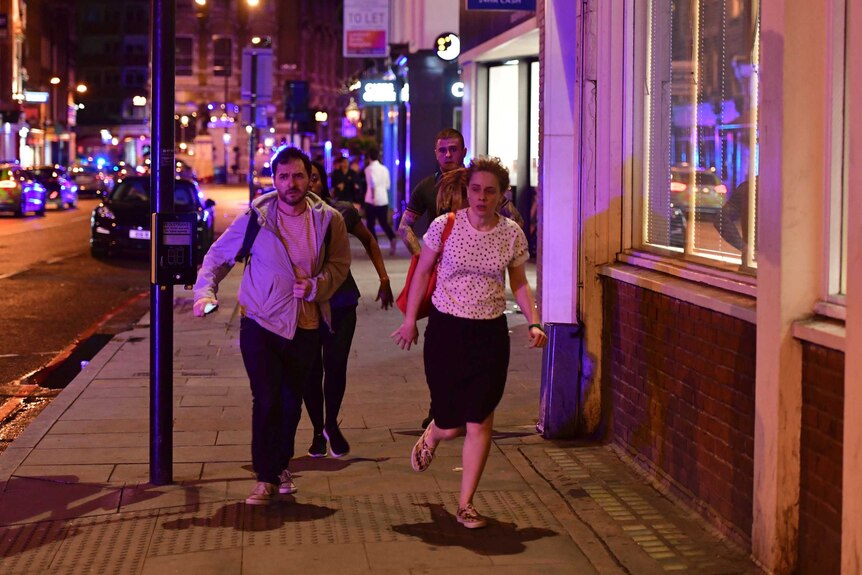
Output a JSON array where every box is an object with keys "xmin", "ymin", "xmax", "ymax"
[
  {"xmin": 50, "ymin": 510, "xmax": 159, "ymax": 575},
  {"xmin": 3, "ymin": 490, "xmax": 561, "ymax": 571},
  {"xmin": 0, "ymin": 520, "xmax": 67, "ymax": 574},
  {"xmin": 541, "ymin": 447, "xmax": 748, "ymax": 573},
  {"xmin": 149, "ymin": 502, "xmax": 243, "ymax": 556}
]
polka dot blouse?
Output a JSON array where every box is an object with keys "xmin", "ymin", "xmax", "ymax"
[{"xmin": 424, "ymin": 209, "xmax": 529, "ymax": 320}]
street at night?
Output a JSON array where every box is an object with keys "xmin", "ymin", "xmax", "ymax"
[{"xmin": 0, "ymin": 0, "xmax": 858, "ymax": 574}]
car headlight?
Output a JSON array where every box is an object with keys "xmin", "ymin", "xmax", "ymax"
[{"xmin": 95, "ymin": 204, "xmax": 115, "ymax": 219}]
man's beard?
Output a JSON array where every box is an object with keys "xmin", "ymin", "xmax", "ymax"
[{"xmin": 279, "ymin": 189, "xmax": 307, "ymax": 206}]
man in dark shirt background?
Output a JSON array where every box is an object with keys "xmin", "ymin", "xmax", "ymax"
[
  {"xmin": 330, "ymin": 157, "xmax": 356, "ymax": 204},
  {"xmin": 398, "ymin": 128, "xmax": 523, "ymax": 256}
]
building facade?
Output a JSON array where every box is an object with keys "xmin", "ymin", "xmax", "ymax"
[
  {"xmin": 22, "ymin": 0, "xmax": 76, "ymax": 167},
  {"xmin": 177, "ymin": 0, "xmax": 348, "ymax": 182},
  {"xmin": 0, "ymin": 0, "xmax": 29, "ymax": 162},
  {"xmin": 460, "ymin": 1, "xmax": 859, "ymax": 573},
  {"xmin": 75, "ymin": 0, "xmax": 149, "ymax": 165}
]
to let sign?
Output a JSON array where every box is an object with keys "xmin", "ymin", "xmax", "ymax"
[
  {"xmin": 466, "ymin": 0, "xmax": 536, "ymax": 10},
  {"xmin": 343, "ymin": 0, "xmax": 389, "ymax": 58}
]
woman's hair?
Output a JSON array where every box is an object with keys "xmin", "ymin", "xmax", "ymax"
[
  {"xmin": 435, "ymin": 156, "xmax": 510, "ymax": 214},
  {"xmin": 435, "ymin": 167, "xmax": 468, "ymax": 214},
  {"xmin": 467, "ymin": 156, "xmax": 509, "ymax": 194},
  {"xmin": 311, "ymin": 160, "xmax": 329, "ymax": 199}
]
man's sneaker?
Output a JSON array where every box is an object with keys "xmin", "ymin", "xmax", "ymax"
[
  {"xmin": 323, "ymin": 426, "xmax": 350, "ymax": 458},
  {"xmin": 308, "ymin": 433, "xmax": 327, "ymax": 458},
  {"xmin": 456, "ymin": 503, "xmax": 488, "ymax": 529},
  {"xmin": 278, "ymin": 469, "xmax": 297, "ymax": 494},
  {"xmin": 245, "ymin": 482, "xmax": 277, "ymax": 505}
]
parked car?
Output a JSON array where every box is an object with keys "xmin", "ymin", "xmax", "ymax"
[
  {"xmin": 0, "ymin": 163, "xmax": 47, "ymax": 217},
  {"xmin": 90, "ymin": 176, "xmax": 216, "ymax": 259},
  {"xmin": 70, "ymin": 164, "xmax": 110, "ymax": 197},
  {"xmin": 670, "ymin": 166, "xmax": 728, "ymax": 216},
  {"xmin": 27, "ymin": 166, "xmax": 78, "ymax": 210}
]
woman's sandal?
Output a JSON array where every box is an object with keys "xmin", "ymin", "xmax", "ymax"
[{"xmin": 411, "ymin": 422, "xmax": 436, "ymax": 472}]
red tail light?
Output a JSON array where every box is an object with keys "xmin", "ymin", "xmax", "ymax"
[
  {"xmin": 50, "ymin": 191, "xmax": 59, "ymax": 199},
  {"xmin": 714, "ymin": 184, "xmax": 728, "ymax": 195}
]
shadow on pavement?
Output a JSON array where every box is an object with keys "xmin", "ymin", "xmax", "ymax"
[
  {"xmin": 161, "ymin": 498, "xmax": 337, "ymax": 532},
  {"xmin": 291, "ymin": 455, "xmax": 390, "ymax": 473},
  {"xmin": 392, "ymin": 429, "xmax": 534, "ymax": 440},
  {"xmin": 391, "ymin": 502, "xmax": 558, "ymax": 556}
]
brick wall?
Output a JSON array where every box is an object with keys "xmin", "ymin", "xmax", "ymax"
[
  {"xmin": 602, "ymin": 278, "xmax": 756, "ymax": 541},
  {"xmin": 798, "ymin": 342, "xmax": 845, "ymax": 575}
]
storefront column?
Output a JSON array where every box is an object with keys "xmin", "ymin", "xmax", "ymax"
[
  {"xmin": 537, "ymin": 0, "xmax": 581, "ymax": 437},
  {"xmin": 754, "ymin": 1, "xmax": 829, "ymax": 571},
  {"xmin": 842, "ymin": 3, "xmax": 862, "ymax": 572}
]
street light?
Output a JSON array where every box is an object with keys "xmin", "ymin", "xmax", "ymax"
[
  {"xmin": 76, "ymin": 83, "xmax": 88, "ymax": 94},
  {"xmin": 246, "ymin": 0, "xmax": 260, "ymax": 6},
  {"xmin": 49, "ymin": 77, "xmax": 61, "ymax": 85},
  {"xmin": 345, "ymin": 97, "xmax": 360, "ymax": 125}
]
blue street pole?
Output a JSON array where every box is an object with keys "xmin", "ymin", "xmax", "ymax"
[{"xmin": 149, "ymin": 0, "xmax": 176, "ymax": 485}]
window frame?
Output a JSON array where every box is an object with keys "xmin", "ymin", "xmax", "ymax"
[
  {"xmin": 627, "ymin": 0, "xmax": 760, "ymax": 293},
  {"xmin": 823, "ymin": 0, "xmax": 848, "ymax": 309}
]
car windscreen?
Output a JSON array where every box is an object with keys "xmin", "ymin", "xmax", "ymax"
[
  {"xmin": 109, "ymin": 180, "xmax": 197, "ymax": 211},
  {"xmin": 671, "ymin": 171, "xmax": 721, "ymax": 185}
]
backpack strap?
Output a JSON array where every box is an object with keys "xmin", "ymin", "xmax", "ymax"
[
  {"xmin": 234, "ymin": 210, "xmax": 261, "ymax": 263},
  {"xmin": 236, "ymin": 208, "xmax": 334, "ymax": 264}
]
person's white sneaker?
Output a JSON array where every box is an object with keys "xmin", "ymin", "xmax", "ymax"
[
  {"xmin": 245, "ymin": 482, "xmax": 276, "ymax": 505},
  {"xmin": 278, "ymin": 469, "xmax": 297, "ymax": 494}
]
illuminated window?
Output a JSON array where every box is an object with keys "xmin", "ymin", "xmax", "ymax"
[
  {"xmin": 643, "ymin": 0, "xmax": 760, "ymax": 269},
  {"xmin": 487, "ymin": 64, "xmax": 520, "ymax": 185}
]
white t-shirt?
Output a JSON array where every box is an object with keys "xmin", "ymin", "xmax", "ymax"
[
  {"xmin": 424, "ymin": 209, "xmax": 529, "ymax": 320},
  {"xmin": 364, "ymin": 160, "xmax": 390, "ymax": 206}
]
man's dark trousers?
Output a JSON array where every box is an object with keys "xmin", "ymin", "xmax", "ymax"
[{"xmin": 240, "ymin": 317, "xmax": 320, "ymax": 484}]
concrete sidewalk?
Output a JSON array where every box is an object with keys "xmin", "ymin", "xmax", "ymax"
[{"xmin": 0, "ymin": 242, "xmax": 760, "ymax": 574}]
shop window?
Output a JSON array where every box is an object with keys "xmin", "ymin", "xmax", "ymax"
[
  {"xmin": 176, "ymin": 37, "xmax": 194, "ymax": 77},
  {"xmin": 643, "ymin": 0, "xmax": 760, "ymax": 269},
  {"xmin": 487, "ymin": 63, "xmax": 520, "ymax": 184}
]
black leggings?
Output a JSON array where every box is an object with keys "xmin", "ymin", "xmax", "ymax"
[{"xmin": 302, "ymin": 305, "xmax": 358, "ymax": 432}]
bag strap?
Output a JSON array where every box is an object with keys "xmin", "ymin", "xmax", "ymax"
[
  {"xmin": 235, "ymin": 210, "xmax": 261, "ymax": 263},
  {"xmin": 433, "ymin": 211, "xmax": 456, "ymax": 265},
  {"xmin": 441, "ymin": 211, "xmax": 456, "ymax": 244}
]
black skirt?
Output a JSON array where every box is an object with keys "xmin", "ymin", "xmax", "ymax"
[{"xmin": 423, "ymin": 306, "xmax": 510, "ymax": 429}]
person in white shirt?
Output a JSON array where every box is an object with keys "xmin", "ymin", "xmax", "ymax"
[
  {"xmin": 391, "ymin": 156, "xmax": 547, "ymax": 529},
  {"xmin": 363, "ymin": 147, "xmax": 397, "ymax": 254}
]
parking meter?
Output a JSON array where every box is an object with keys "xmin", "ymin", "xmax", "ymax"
[{"xmin": 151, "ymin": 212, "xmax": 198, "ymax": 286}]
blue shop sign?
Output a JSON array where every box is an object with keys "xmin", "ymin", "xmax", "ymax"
[{"xmin": 466, "ymin": 0, "xmax": 536, "ymax": 11}]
